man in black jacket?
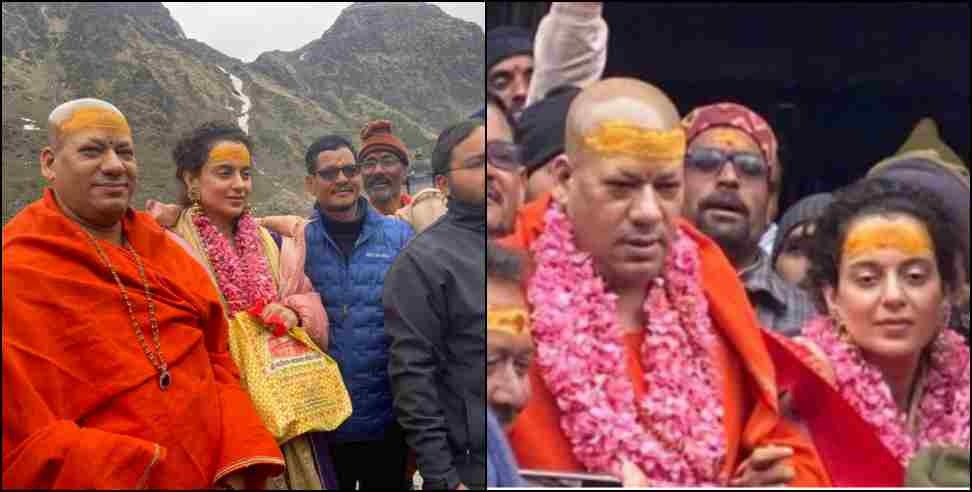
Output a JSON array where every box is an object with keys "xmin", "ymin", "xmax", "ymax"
[{"xmin": 384, "ymin": 118, "xmax": 486, "ymax": 490}]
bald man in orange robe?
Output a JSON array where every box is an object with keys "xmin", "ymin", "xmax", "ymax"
[
  {"xmin": 2, "ymin": 99, "xmax": 284, "ymax": 489},
  {"xmin": 498, "ymin": 80, "xmax": 830, "ymax": 487}
]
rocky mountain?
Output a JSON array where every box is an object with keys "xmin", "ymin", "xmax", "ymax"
[{"xmin": 2, "ymin": 2, "xmax": 484, "ymax": 223}]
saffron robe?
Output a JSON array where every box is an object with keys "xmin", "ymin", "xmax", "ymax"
[
  {"xmin": 763, "ymin": 331, "xmax": 913, "ymax": 486},
  {"xmin": 2, "ymin": 189, "xmax": 285, "ymax": 489},
  {"xmin": 500, "ymin": 193, "xmax": 831, "ymax": 487}
]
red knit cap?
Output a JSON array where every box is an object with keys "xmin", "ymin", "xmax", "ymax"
[{"xmin": 360, "ymin": 120, "xmax": 410, "ymax": 167}]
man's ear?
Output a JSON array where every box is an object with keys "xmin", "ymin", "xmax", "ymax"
[
  {"xmin": 304, "ymin": 175, "xmax": 316, "ymax": 197},
  {"xmin": 40, "ymin": 147, "xmax": 56, "ymax": 182},
  {"xmin": 550, "ymin": 154, "xmax": 572, "ymax": 207},
  {"xmin": 434, "ymin": 175, "xmax": 450, "ymax": 195},
  {"xmin": 767, "ymin": 189, "xmax": 780, "ymax": 226}
]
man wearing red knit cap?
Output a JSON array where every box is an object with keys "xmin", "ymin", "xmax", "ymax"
[{"xmin": 360, "ymin": 120, "xmax": 413, "ymax": 216}]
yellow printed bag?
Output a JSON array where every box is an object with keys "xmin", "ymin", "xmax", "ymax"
[{"xmin": 227, "ymin": 311, "xmax": 352, "ymax": 445}]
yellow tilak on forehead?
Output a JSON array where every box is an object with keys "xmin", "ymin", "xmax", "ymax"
[
  {"xmin": 58, "ymin": 107, "xmax": 131, "ymax": 136},
  {"xmin": 487, "ymin": 306, "xmax": 532, "ymax": 338},
  {"xmin": 209, "ymin": 142, "xmax": 251, "ymax": 165},
  {"xmin": 844, "ymin": 216, "xmax": 934, "ymax": 259},
  {"xmin": 581, "ymin": 119, "xmax": 686, "ymax": 165},
  {"xmin": 701, "ymin": 127, "xmax": 753, "ymax": 150}
]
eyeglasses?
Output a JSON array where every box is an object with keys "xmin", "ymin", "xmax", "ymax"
[
  {"xmin": 441, "ymin": 142, "xmax": 523, "ymax": 174},
  {"xmin": 685, "ymin": 148, "xmax": 770, "ymax": 181},
  {"xmin": 486, "ymin": 141, "xmax": 522, "ymax": 172},
  {"xmin": 361, "ymin": 155, "xmax": 403, "ymax": 171},
  {"xmin": 442, "ymin": 155, "xmax": 484, "ymax": 174},
  {"xmin": 316, "ymin": 163, "xmax": 362, "ymax": 181}
]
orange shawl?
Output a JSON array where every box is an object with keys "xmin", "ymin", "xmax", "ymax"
[
  {"xmin": 501, "ymin": 194, "xmax": 830, "ymax": 486},
  {"xmin": 764, "ymin": 332, "xmax": 905, "ymax": 486},
  {"xmin": 2, "ymin": 190, "xmax": 284, "ymax": 489}
]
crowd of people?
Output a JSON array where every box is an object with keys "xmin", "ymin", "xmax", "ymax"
[
  {"xmin": 2, "ymin": 96, "xmax": 486, "ymax": 489},
  {"xmin": 486, "ymin": 2, "xmax": 970, "ymax": 488}
]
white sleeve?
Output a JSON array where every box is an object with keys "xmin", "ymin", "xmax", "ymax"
[{"xmin": 526, "ymin": 2, "xmax": 609, "ymax": 108}]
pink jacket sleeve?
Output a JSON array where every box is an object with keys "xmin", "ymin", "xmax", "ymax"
[
  {"xmin": 276, "ymin": 222, "xmax": 329, "ymax": 351},
  {"xmin": 149, "ymin": 206, "xmax": 329, "ymax": 351}
]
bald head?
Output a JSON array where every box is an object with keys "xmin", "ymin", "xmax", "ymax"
[
  {"xmin": 550, "ymin": 79, "xmax": 686, "ymax": 291},
  {"xmin": 48, "ymin": 98, "xmax": 130, "ymax": 149},
  {"xmin": 565, "ymin": 78, "xmax": 682, "ymax": 161},
  {"xmin": 39, "ymin": 98, "xmax": 138, "ymax": 235}
]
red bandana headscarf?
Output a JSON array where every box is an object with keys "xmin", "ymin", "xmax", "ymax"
[{"xmin": 682, "ymin": 103, "xmax": 779, "ymax": 169}]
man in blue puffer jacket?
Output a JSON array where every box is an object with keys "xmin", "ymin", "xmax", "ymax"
[{"xmin": 300, "ymin": 135, "xmax": 413, "ymax": 489}]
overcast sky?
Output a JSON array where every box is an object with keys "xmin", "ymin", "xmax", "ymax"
[{"xmin": 163, "ymin": 2, "xmax": 485, "ymax": 62}]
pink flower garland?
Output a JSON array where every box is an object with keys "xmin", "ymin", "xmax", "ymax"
[
  {"xmin": 192, "ymin": 209, "xmax": 277, "ymax": 315},
  {"xmin": 804, "ymin": 316, "xmax": 971, "ymax": 465},
  {"xmin": 528, "ymin": 203, "xmax": 727, "ymax": 486}
]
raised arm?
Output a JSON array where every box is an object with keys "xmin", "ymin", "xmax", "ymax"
[{"xmin": 526, "ymin": 2, "xmax": 609, "ymax": 107}]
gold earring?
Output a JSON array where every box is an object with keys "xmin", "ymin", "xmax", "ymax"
[{"xmin": 189, "ymin": 187, "xmax": 202, "ymax": 214}]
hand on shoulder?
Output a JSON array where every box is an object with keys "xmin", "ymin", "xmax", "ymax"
[
  {"xmin": 145, "ymin": 200, "xmax": 183, "ymax": 228},
  {"xmin": 256, "ymin": 215, "xmax": 306, "ymax": 238}
]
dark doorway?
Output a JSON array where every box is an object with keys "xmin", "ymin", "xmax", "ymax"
[{"xmin": 487, "ymin": 2, "xmax": 970, "ymax": 211}]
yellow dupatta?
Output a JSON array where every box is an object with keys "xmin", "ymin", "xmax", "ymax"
[{"xmin": 173, "ymin": 210, "xmax": 351, "ymax": 489}]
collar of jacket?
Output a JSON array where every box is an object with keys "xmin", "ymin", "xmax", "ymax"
[
  {"xmin": 312, "ymin": 197, "xmax": 381, "ymax": 242},
  {"xmin": 446, "ymin": 197, "xmax": 486, "ymax": 233}
]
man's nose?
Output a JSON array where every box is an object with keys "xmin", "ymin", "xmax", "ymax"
[
  {"xmin": 629, "ymin": 185, "xmax": 664, "ymax": 228},
  {"xmin": 491, "ymin": 363, "xmax": 528, "ymax": 406},
  {"xmin": 100, "ymin": 149, "xmax": 126, "ymax": 175},
  {"xmin": 716, "ymin": 160, "xmax": 741, "ymax": 188},
  {"xmin": 511, "ymin": 75, "xmax": 529, "ymax": 103},
  {"xmin": 334, "ymin": 170, "xmax": 350, "ymax": 185},
  {"xmin": 486, "ymin": 160, "xmax": 502, "ymax": 180}
]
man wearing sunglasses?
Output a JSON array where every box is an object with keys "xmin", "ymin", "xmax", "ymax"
[
  {"xmin": 295, "ymin": 134, "xmax": 414, "ymax": 489},
  {"xmin": 385, "ymin": 118, "xmax": 487, "ymax": 490},
  {"xmin": 485, "ymin": 93, "xmax": 526, "ymax": 239},
  {"xmin": 681, "ymin": 103, "xmax": 816, "ymax": 337}
]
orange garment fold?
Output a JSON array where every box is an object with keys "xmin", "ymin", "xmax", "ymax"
[
  {"xmin": 501, "ymin": 193, "xmax": 830, "ymax": 487},
  {"xmin": 2, "ymin": 189, "xmax": 284, "ymax": 489}
]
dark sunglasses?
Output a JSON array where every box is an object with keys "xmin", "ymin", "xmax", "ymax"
[
  {"xmin": 685, "ymin": 148, "xmax": 769, "ymax": 180},
  {"xmin": 486, "ymin": 141, "xmax": 522, "ymax": 172},
  {"xmin": 316, "ymin": 163, "xmax": 362, "ymax": 181}
]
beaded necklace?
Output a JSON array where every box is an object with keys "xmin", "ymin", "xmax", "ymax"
[{"xmin": 83, "ymin": 229, "xmax": 171, "ymax": 390}]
